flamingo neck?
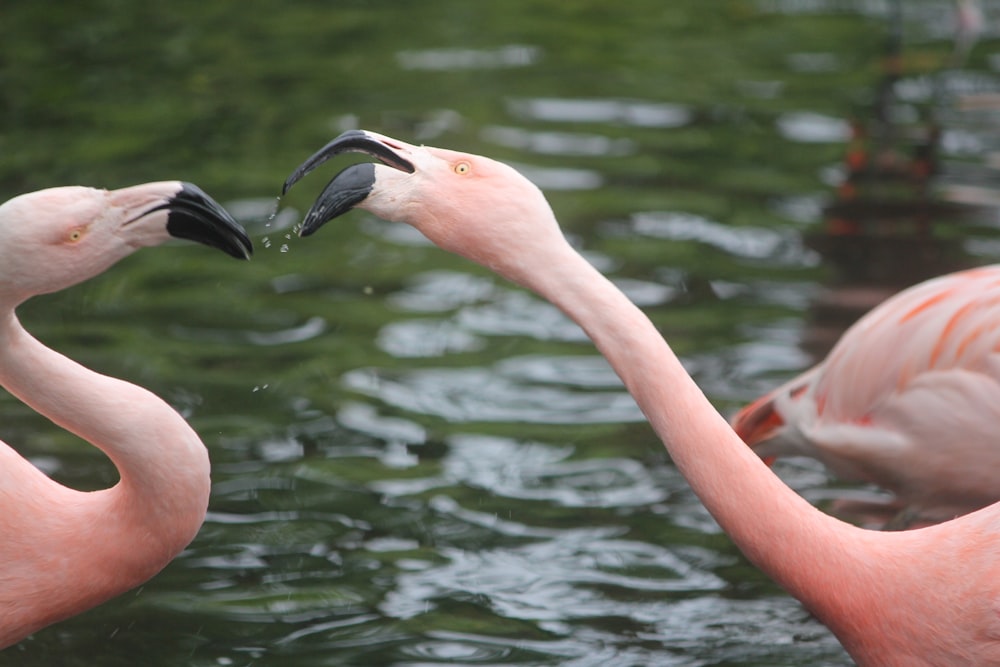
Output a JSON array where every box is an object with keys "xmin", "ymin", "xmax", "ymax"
[
  {"xmin": 478, "ymin": 228, "xmax": 1000, "ymax": 665},
  {"xmin": 0, "ymin": 309, "xmax": 210, "ymax": 645},
  {"xmin": 500, "ymin": 239, "xmax": 868, "ymax": 611}
]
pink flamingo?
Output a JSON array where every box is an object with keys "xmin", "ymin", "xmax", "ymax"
[
  {"xmin": 0, "ymin": 181, "xmax": 251, "ymax": 648},
  {"xmin": 732, "ymin": 266, "xmax": 1000, "ymax": 528},
  {"xmin": 284, "ymin": 130, "xmax": 1000, "ymax": 666}
]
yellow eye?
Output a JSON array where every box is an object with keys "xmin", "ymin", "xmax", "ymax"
[
  {"xmin": 454, "ymin": 161, "xmax": 471, "ymax": 175},
  {"xmin": 67, "ymin": 228, "xmax": 84, "ymax": 243}
]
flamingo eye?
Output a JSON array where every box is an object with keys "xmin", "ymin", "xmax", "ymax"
[
  {"xmin": 67, "ymin": 227, "xmax": 85, "ymax": 243},
  {"xmin": 454, "ymin": 161, "xmax": 471, "ymax": 175}
]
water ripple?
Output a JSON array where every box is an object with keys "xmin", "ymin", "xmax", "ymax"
[
  {"xmin": 384, "ymin": 273, "xmax": 670, "ymax": 354},
  {"xmin": 248, "ymin": 317, "xmax": 328, "ymax": 345},
  {"xmin": 776, "ymin": 111, "xmax": 851, "ymax": 143},
  {"xmin": 341, "ymin": 364, "xmax": 642, "ymax": 424},
  {"xmin": 440, "ymin": 433, "xmax": 667, "ymax": 507},
  {"xmin": 509, "ymin": 97, "xmax": 693, "ymax": 128},
  {"xmin": 482, "ymin": 125, "xmax": 636, "ymax": 157},
  {"xmin": 381, "ymin": 535, "xmax": 726, "ymax": 623},
  {"xmin": 170, "ymin": 316, "xmax": 327, "ymax": 346},
  {"xmin": 396, "ymin": 44, "xmax": 541, "ymax": 71},
  {"xmin": 629, "ymin": 211, "xmax": 817, "ymax": 265},
  {"xmin": 397, "ymin": 638, "xmax": 514, "ymax": 662},
  {"xmin": 514, "ymin": 161, "xmax": 604, "ymax": 191},
  {"xmin": 388, "ymin": 271, "xmax": 497, "ymax": 313},
  {"xmin": 337, "ymin": 401, "xmax": 427, "ymax": 445},
  {"xmin": 495, "ymin": 354, "xmax": 620, "ymax": 389},
  {"xmin": 425, "ymin": 494, "xmax": 620, "ymax": 539},
  {"xmin": 457, "ymin": 291, "xmax": 586, "ymax": 341},
  {"xmin": 377, "ymin": 319, "xmax": 486, "ymax": 358}
]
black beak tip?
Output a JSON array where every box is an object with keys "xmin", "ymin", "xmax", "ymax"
[
  {"xmin": 298, "ymin": 217, "xmax": 320, "ymax": 238},
  {"xmin": 292, "ymin": 163, "xmax": 378, "ymax": 238},
  {"xmin": 281, "ymin": 176, "xmax": 299, "ymax": 197},
  {"xmin": 167, "ymin": 183, "xmax": 254, "ymax": 260}
]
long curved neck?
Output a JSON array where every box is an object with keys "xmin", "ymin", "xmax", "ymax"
[
  {"xmin": 0, "ymin": 309, "xmax": 210, "ymax": 645},
  {"xmin": 502, "ymin": 237, "xmax": 874, "ymax": 614}
]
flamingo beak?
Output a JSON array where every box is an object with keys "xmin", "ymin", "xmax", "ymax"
[
  {"xmin": 282, "ymin": 130, "xmax": 415, "ymax": 237},
  {"xmin": 148, "ymin": 183, "xmax": 254, "ymax": 259},
  {"xmin": 731, "ymin": 404, "xmax": 783, "ymax": 467}
]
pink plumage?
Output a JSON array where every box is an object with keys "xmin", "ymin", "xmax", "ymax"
[
  {"xmin": 286, "ymin": 130, "xmax": 1000, "ymax": 666},
  {"xmin": 733, "ymin": 266, "xmax": 1000, "ymax": 525},
  {"xmin": 0, "ymin": 182, "xmax": 250, "ymax": 647}
]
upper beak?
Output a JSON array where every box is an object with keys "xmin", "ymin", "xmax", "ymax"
[
  {"xmin": 282, "ymin": 130, "xmax": 416, "ymax": 237},
  {"xmin": 147, "ymin": 183, "xmax": 253, "ymax": 259}
]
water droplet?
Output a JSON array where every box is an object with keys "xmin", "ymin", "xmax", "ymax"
[{"xmin": 265, "ymin": 195, "xmax": 282, "ymax": 229}]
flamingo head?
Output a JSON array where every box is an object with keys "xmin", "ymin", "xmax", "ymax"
[
  {"xmin": 730, "ymin": 397, "xmax": 784, "ymax": 466},
  {"xmin": 730, "ymin": 371, "xmax": 819, "ymax": 466},
  {"xmin": 0, "ymin": 181, "xmax": 251, "ymax": 305},
  {"xmin": 283, "ymin": 130, "xmax": 567, "ymax": 282}
]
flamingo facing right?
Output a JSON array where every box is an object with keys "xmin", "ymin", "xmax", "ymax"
[
  {"xmin": 732, "ymin": 266, "xmax": 1000, "ymax": 527},
  {"xmin": 0, "ymin": 181, "xmax": 251, "ymax": 648},
  {"xmin": 284, "ymin": 130, "xmax": 1000, "ymax": 666}
]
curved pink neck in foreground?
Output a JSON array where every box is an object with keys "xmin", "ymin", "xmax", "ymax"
[
  {"xmin": 0, "ymin": 310, "xmax": 210, "ymax": 647},
  {"xmin": 491, "ymin": 234, "xmax": 1000, "ymax": 664},
  {"xmin": 513, "ymin": 245, "xmax": 854, "ymax": 580}
]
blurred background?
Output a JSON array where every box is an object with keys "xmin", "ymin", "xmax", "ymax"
[{"xmin": 1, "ymin": 1, "xmax": 999, "ymax": 665}]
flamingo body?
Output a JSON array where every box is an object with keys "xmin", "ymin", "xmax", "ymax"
[
  {"xmin": 0, "ymin": 182, "xmax": 251, "ymax": 647},
  {"xmin": 284, "ymin": 130, "xmax": 1000, "ymax": 665},
  {"xmin": 733, "ymin": 266, "xmax": 1000, "ymax": 524}
]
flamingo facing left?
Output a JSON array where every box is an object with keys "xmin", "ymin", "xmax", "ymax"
[
  {"xmin": 0, "ymin": 181, "xmax": 252, "ymax": 648},
  {"xmin": 282, "ymin": 130, "xmax": 1000, "ymax": 666}
]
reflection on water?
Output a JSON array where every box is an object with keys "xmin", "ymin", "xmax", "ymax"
[
  {"xmin": 342, "ymin": 362, "xmax": 643, "ymax": 425},
  {"xmin": 397, "ymin": 45, "xmax": 541, "ymax": 72},
  {"xmin": 508, "ymin": 98, "xmax": 695, "ymax": 129},
  {"xmin": 3, "ymin": 1, "xmax": 1000, "ymax": 666}
]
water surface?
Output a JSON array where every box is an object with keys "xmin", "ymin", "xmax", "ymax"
[{"xmin": 2, "ymin": 1, "xmax": 999, "ymax": 665}]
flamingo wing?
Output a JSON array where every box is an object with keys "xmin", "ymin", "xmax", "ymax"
[{"xmin": 734, "ymin": 266, "xmax": 1000, "ymax": 520}]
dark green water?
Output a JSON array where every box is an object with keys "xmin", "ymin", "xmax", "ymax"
[{"xmin": 2, "ymin": 1, "xmax": 998, "ymax": 664}]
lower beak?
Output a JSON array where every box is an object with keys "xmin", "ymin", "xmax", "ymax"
[{"xmin": 282, "ymin": 130, "xmax": 416, "ymax": 237}]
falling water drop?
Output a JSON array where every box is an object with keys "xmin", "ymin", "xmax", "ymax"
[{"xmin": 265, "ymin": 196, "xmax": 282, "ymax": 228}]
